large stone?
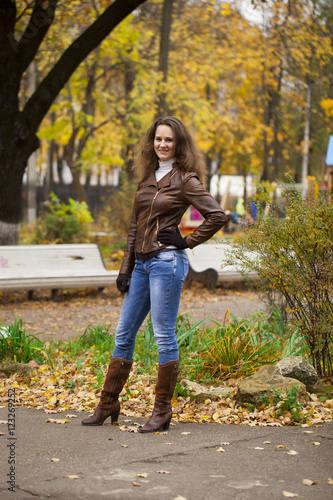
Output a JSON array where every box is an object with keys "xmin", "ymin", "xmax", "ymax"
[
  {"xmin": 181, "ymin": 379, "xmax": 234, "ymax": 402},
  {"xmin": 0, "ymin": 362, "xmax": 36, "ymax": 377},
  {"xmin": 236, "ymin": 369, "xmax": 309, "ymax": 406},
  {"xmin": 276, "ymin": 356, "xmax": 318, "ymax": 391}
]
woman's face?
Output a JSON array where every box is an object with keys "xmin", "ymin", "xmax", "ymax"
[{"xmin": 154, "ymin": 125, "xmax": 176, "ymax": 162}]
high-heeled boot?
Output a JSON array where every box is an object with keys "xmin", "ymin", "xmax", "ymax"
[
  {"xmin": 138, "ymin": 359, "xmax": 179, "ymax": 433},
  {"xmin": 82, "ymin": 357, "xmax": 132, "ymax": 426}
]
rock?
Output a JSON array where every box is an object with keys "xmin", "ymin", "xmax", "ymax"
[
  {"xmin": 236, "ymin": 370, "xmax": 309, "ymax": 406},
  {"xmin": 276, "ymin": 356, "xmax": 318, "ymax": 391},
  {"xmin": 0, "ymin": 362, "xmax": 36, "ymax": 377},
  {"xmin": 192, "ymin": 387, "xmax": 235, "ymax": 402},
  {"xmin": 181, "ymin": 379, "xmax": 234, "ymax": 402}
]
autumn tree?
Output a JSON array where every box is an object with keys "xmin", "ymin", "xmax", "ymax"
[{"xmin": 0, "ymin": 0, "xmax": 146, "ymax": 245}]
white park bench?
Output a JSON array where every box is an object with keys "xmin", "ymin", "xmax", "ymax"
[
  {"xmin": 0, "ymin": 244, "xmax": 118, "ymax": 301},
  {"xmin": 185, "ymin": 243, "xmax": 259, "ymax": 289}
]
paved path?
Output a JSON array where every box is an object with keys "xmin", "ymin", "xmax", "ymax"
[
  {"xmin": 0, "ymin": 287, "xmax": 266, "ymax": 341},
  {"xmin": 0, "ymin": 407, "xmax": 332, "ymax": 500}
]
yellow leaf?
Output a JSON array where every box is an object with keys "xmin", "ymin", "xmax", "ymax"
[
  {"xmin": 136, "ymin": 473, "xmax": 148, "ymax": 478},
  {"xmin": 287, "ymin": 450, "xmax": 299, "ymax": 456},
  {"xmin": 132, "ymin": 482, "xmax": 141, "ymax": 487},
  {"xmin": 66, "ymin": 475, "xmax": 80, "ymax": 479},
  {"xmin": 254, "ymin": 447, "xmax": 264, "ymax": 450},
  {"xmin": 156, "ymin": 470, "xmax": 171, "ymax": 474},
  {"xmin": 328, "ymin": 478, "xmax": 333, "ymax": 485},
  {"xmin": 282, "ymin": 492, "xmax": 299, "ymax": 498},
  {"xmin": 312, "ymin": 442, "xmax": 320, "ymax": 446},
  {"xmin": 51, "ymin": 458, "xmax": 60, "ymax": 462},
  {"xmin": 216, "ymin": 447, "xmax": 225, "ymax": 453},
  {"xmin": 302, "ymin": 479, "xmax": 316, "ymax": 486}
]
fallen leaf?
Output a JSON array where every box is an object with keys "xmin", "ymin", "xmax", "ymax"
[
  {"xmin": 263, "ymin": 441, "xmax": 271, "ymax": 444},
  {"xmin": 0, "ymin": 432, "xmax": 4, "ymax": 436},
  {"xmin": 312, "ymin": 441, "xmax": 320, "ymax": 446},
  {"xmin": 276, "ymin": 445, "xmax": 287, "ymax": 450},
  {"xmin": 173, "ymin": 496, "xmax": 187, "ymax": 500},
  {"xmin": 328, "ymin": 478, "xmax": 333, "ymax": 485},
  {"xmin": 46, "ymin": 419, "xmax": 67, "ymax": 425},
  {"xmin": 51, "ymin": 458, "xmax": 60, "ymax": 462},
  {"xmin": 220, "ymin": 442, "xmax": 230, "ymax": 445},
  {"xmin": 181, "ymin": 432, "xmax": 191, "ymax": 435},
  {"xmin": 121, "ymin": 444, "xmax": 128, "ymax": 448},
  {"xmin": 66, "ymin": 475, "xmax": 79, "ymax": 480},
  {"xmin": 216, "ymin": 447, "xmax": 225, "ymax": 453},
  {"xmin": 156, "ymin": 470, "xmax": 171, "ymax": 474},
  {"xmin": 65, "ymin": 414, "xmax": 77, "ymax": 418},
  {"xmin": 254, "ymin": 447, "xmax": 264, "ymax": 450},
  {"xmin": 165, "ymin": 442, "xmax": 174, "ymax": 445},
  {"xmin": 0, "ymin": 420, "xmax": 8, "ymax": 424},
  {"xmin": 136, "ymin": 473, "xmax": 148, "ymax": 478},
  {"xmin": 132, "ymin": 481, "xmax": 141, "ymax": 487},
  {"xmin": 119, "ymin": 425, "xmax": 128, "ymax": 431},
  {"xmin": 282, "ymin": 491, "xmax": 299, "ymax": 498},
  {"xmin": 303, "ymin": 430, "xmax": 313, "ymax": 434},
  {"xmin": 287, "ymin": 450, "xmax": 299, "ymax": 455},
  {"xmin": 302, "ymin": 479, "xmax": 317, "ymax": 486}
]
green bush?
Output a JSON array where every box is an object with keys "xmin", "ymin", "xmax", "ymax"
[
  {"xmin": 34, "ymin": 192, "xmax": 93, "ymax": 244},
  {"xmin": 0, "ymin": 319, "xmax": 52, "ymax": 366},
  {"xmin": 198, "ymin": 311, "xmax": 281, "ymax": 380},
  {"xmin": 227, "ymin": 184, "xmax": 333, "ymax": 377}
]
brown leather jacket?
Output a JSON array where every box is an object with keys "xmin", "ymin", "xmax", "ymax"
[{"xmin": 119, "ymin": 167, "xmax": 227, "ymax": 275}]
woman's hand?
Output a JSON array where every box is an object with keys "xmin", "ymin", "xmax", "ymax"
[
  {"xmin": 157, "ymin": 228, "xmax": 188, "ymax": 249},
  {"xmin": 116, "ymin": 274, "xmax": 130, "ymax": 293}
]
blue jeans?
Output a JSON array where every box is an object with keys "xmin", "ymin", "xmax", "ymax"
[{"xmin": 112, "ymin": 250, "xmax": 189, "ymax": 364}]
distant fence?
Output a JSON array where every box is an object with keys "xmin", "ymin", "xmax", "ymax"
[{"xmin": 21, "ymin": 184, "xmax": 117, "ymax": 221}]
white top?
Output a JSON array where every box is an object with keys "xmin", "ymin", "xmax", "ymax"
[{"xmin": 155, "ymin": 158, "xmax": 175, "ymax": 182}]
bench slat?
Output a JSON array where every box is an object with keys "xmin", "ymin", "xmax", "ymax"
[{"xmin": 0, "ymin": 244, "xmax": 118, "ymax": 292}]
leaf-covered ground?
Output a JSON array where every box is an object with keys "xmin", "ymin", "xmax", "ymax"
[
  {"xmin": 1, "ymin": 285, "xmax": 332, "ymax": 426},
  {"xmin": 1, "ymin": 360, "xmax": 332, "ymax": 428}
]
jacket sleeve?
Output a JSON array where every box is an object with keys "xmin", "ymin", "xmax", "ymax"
[
  {"xmin": 181, "ymin": 175, "xmax": 227, "ymax": 249},
  {"xmin": 119, "ymin": 201, "xmax": 137, "ymax": 276}
]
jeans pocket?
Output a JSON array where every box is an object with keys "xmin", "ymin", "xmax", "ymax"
[
  {"xmin": 181, "ymin": 255, "xmax": 189, "ymax": 279},
  {"xmin": 155, "ymin": 251, "xmax": 174, "ymax": 262}
]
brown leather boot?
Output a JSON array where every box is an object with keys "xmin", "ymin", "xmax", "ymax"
[
  {"xmin": 82, "ymin": 357, "xmax": 132, "ymax": 426},
  {"xmin": 138, "ymin": 360, "xmax": 179, "ymax": 433}
]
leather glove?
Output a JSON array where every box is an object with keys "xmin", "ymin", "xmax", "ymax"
[
  {"xmin": 157, "ymin": 228, "xmax": 188, "ymax": 249},
  {"xmin": 116, "ymin": 274, "xmax": 130, "ymax": 293}
]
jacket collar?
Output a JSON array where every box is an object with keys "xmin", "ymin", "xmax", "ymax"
[{"xmin": 142, "ymin": 167, "xmax": 177, "ymax": 189}]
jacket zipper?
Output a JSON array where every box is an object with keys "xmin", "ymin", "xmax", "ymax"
[
  {"xmin": 141, "ymin": 171, "xmax": 177, "ymax": 252},
  {"xmin": 142, "ymin": 189, "xmax": 160, "ymax": 252}
]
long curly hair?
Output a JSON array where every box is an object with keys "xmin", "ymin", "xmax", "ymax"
[{"xmin": 134, "ymin": 116, "xmax": 207, "ymax": 184}]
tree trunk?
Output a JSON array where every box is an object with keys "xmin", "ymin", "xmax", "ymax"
[
  {"xmin": 0, "ymin": 0, "xmax": 146, "ymax": 245},
  {"xmin": 156, "ymin": 0, "xmax": 174, "ymax": 117}
]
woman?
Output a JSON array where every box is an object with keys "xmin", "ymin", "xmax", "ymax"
[{"xmin": 82, "ymin": 117, "xmax": 227, "ymax": 432}]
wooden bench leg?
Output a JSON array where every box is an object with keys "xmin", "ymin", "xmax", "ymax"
[
  {"xmin": 51, "ymin": 289, "xmax": 61, "ymax": 302},
  {"xmin": 28, "ymin": 290, "xmax": 34, "ymax": 300},
  {"xmin": 185, "ymin": 266, "xmax": 218, "ymax": 290}
]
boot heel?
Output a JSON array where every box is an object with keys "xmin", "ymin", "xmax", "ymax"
[
  {"xmin": 111, "ymin": 409, "xmax": 120, "ymax": 425},
  {"xmin": 162, "ymin": 417, "xmax": 171, "ymax": 431}
]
